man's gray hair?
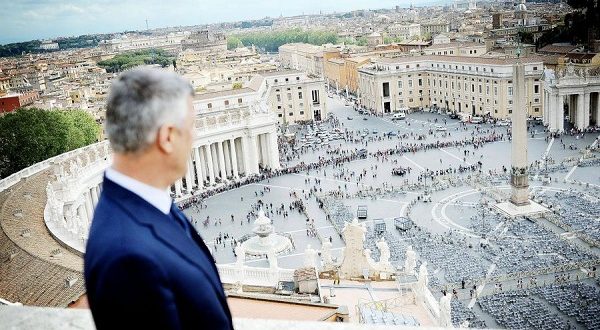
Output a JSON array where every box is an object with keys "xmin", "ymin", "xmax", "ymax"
[{"xmin": 105, "ymin": 68, "xmax": 194, "ymax": 153}]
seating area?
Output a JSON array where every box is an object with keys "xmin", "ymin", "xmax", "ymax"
[
  {"xmin": 450, "ymin": 300, "xmax": 486, "ymax": 328},
  {"xmin": 481, "ymin": 216, "xmax": 595, "ymax": 275},
  {"xmin": 539, "ymin": 190, "xmax": 600, "ymax": 243},
  {"xmin": 478, "ymin": 291, "xmax": 572, "ymax": 329},
  {"xmin": 358, "ymin": 306, "xmax": 419, "ymax": 326},
  {"xmin": 532, "ymin": 283, "xmax": 600, "ymax": 329}
]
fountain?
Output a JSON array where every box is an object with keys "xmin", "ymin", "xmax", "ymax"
[{"xmin": 240, "ymin": 208, "xmax": 293, "ymax": 257}]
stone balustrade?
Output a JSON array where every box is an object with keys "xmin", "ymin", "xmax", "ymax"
[
  {"xmin": 0, "ymin": 305, "xmax": 405, "ymax": 330},
  {"xmin": 217, "ymin": 264, "xmax": 296, "ymax": 288}
]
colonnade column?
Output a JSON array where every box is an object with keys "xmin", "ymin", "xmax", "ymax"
[
  {"xmin": 174, "ymin": 178, "xmax": 182, "ymax": 196},
  {"xmin": 244, "ymin": 135, "xmax": 259, "ymax": 175},
  {"xmin": 229, "ymin": 138, "xmax": 239, "ymax": 179},
  {"xmin": 269, "ymin": 132, "xmax": 280, "ymax": 169},
  {"xmin": 576, "ymin": 93, "xmax": 585, "ymax": 129},
  {"xmin": 582, "ymin": 92, "xmax": 590, "ymax": 129},
  {"xmin": 556, "ymin": 94, "xmax": 564, "ymax": 132},
  {"xmin": 193, "ymin": 146, "xmax": 203, "ymax": 188},
  {"xmin": 223, "ymin": 141, "xmax": 232, "ymax": 177},
  {"xmin": 184, "ymin": 154, "xmax": 193, "ymax": 192},
  {"xmin": 205, "ymin": 144, "xmax": 215, "ymax": 185},
  {"xmin": 596, "ymin": 93, "xmax": 600, "ymax": 126},
  {"xmin": 217, "ymin": 141, "xmax": 227, "ymax": 180}
]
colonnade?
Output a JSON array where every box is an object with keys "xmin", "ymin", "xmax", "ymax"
[
  {"xmin": 55, "ymin": 132, "xmax": 280, "ymax": 228},
  {"xmin": 544, "ymin": 91, "xmax": 600, "ymax": 132},
  {"xmin": 173, "ymin": 132, "xmax": 279, "ymax": 197}
]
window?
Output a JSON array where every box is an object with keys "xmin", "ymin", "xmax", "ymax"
[
  {"xmin": 533, "ymin": 66, "xmax": 538, "ymax": 71},
  {"xmin": 311, "ymin": 90, "xmax": 320, "ymax": 105},
  {"xmin": 508, "ymin": 87, "xmax": 513, "ymax": 96},
  {"xmin": 285, "ymin": 78, "xmax": 289, "ymax": 82},
  {"xmin": 238, "ymin": 98, "xmax": 242, "ymax": 104},
  {"xmin": 299, "ymin": 111, "xmax": 304, "ymax": 115},
  {"xmin": 224, "ymin": 100, "xmax": 229, "ymax": 106},
  {"xmin": 276, "ymin": 94, "xmax": 281, "ymax": 102},
  {"xmin": 298, "ymin": 92, "xmax": 303, "ymax": 99},
  {"xmin": 418, "ymin": 79, "xmax": 422, "ymax": 87},
  {"xmin": 277, "ymin": 105, "xmax": 282, "ymax": 109},
  {"xmin": 274, "ymin": 79, "xmax": 278, "ymax": 83},
  {"xmin": 287, "ymin": 93, "xmax": 292, "ymax": 100},
  {"xmin": 534, "ymin": 85, "xmax": 539, "ymax": 94},
  {"xmin": 278, "ymin": 114, "xmax": 282, "ymax": 117},
  {"xmin": 296, "ymin": 76, "xmax": 300, "ymax": 81},
  {"xmin": 382, "ymin": 82, "xmax": 390, "ymax": 97},
  {"xmin": 207, "ymin": 103, "xmax": 212, "ymax": 109},
  {"xmin": 408, "ymin": 80, "xmax": 413, "ymax": 88},
  {"xmin": 289, "ymin": 112, "xmax": 293, "ymax": 116}
]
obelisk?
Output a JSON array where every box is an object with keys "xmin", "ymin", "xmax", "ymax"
[{"xmin": 509, "ymin": 56, "xmax": 530, "ymax": 206}]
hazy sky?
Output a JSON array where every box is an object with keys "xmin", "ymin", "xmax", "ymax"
[{"xmin": 1, "ymin": 0, "xmax": 451, "ymax": 45}]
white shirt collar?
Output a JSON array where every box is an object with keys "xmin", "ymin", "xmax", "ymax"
[{"xmin": 104, "ymin": 167, "xmax": 172, "ymax": 215}]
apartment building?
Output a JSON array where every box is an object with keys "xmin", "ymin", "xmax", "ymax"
[{"xmin": 358, "ymin": 55, "xmax": 545, "ymax": 119}]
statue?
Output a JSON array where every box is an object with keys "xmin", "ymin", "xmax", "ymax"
[
  {"xmin": 321, "ymin": 241, "xmax": 333, "ymax": 268},
  {"xmin": 439, "ymin": 293, "xmax": 452, "ymax": 327},
  {"xmin": 304, "ymin": 244, "xmax": 317, "ymax": 268},
  {"xmin": 404, "ymin": 245, "xmax": 417, "ymax": 275},
  {"xmin": 235, "ymin": 243, "xmax": 245, "ymax": 268},
  {"xmin": 376, "ymin": 238, "xmax": 390, "ymax": 264},
  {"xmin": 418, "ymin": 261, "xmax": 429, "ymax": 293},
  {"xmin": 375, "ymin": 238, "xmax": 395, "ymax": 274}
]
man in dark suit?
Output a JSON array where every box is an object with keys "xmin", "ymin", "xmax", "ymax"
[{"xmin": 84, "ymin": 68, "xmax": 233, "ymax": 329}]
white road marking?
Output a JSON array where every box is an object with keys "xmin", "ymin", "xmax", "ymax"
[
  {"xmin": 440, "ymin": 148, "xmax": 473, "ymax": 165},
  {"xmin": 402, "ymin": 155, "xmax": 426, "ymax": 171}
]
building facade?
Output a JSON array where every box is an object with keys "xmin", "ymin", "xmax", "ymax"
[
  {"xmin": 358, "ymin": 55, "xmax": 545, "ymax": 119},
  {"xmin": 542, "ymin": 54, "xmax": 600, "ymax": 132},
  {"xmin": 0, "ymin": 91, "xmax": 39, "ymax": 113},
  {"xmin": 262, "ymin": 70, "xmax": 327, "ymax": 124},
  {"xmin": 279, "ymin": 43, "xmax": 328, "ymax": 78}
]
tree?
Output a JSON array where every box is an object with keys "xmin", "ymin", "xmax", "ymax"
[
  {"xmin": 537, "ymin": 0, "xmax": 599, "ymax": 50},
  {"xmin": 227, "ymin": 36, "xmax": 243, "ymax": 50},
  {"xmin": 0, "ymin": 108, "xmax": 100, "ymax": 178},
  {"xmin": 232, "ymin": 82, "xmax": 243, "ymax": 89},
  {"xmin": 97, "ymin": 49, "xmax": 174, "ymax": 73}
]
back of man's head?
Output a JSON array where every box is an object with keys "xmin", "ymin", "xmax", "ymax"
[{"xmin": 105, "ymin": 68, "xmax": 194, "ymax": 154}]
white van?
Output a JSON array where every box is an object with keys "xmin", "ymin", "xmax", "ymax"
[
  {"xmin": 471, "ymin": 116, "xmax": 484, "ymax": 124},
  {"xmin": 392, "ymin": 112, "xmax": 406, "ymax": 120}
]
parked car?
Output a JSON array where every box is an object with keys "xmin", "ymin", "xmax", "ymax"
[
  {"xmin": 435, "ymin": 125, "xmax": 447, "ymax": 131},
  {"xmin": 392, "ymin": 112, "xmax": 406, "ymax": 120},
  {"xmin": 347, "ymin": 116, "xmax": 353, "ymax": 120},
  {"xmin": 357, "ymin": 205, "xmax": 368, "ymax": 219},
  {"xmin": 449, "ymin": 113, "xmax": 460, "ymax": 120},
  {"xmin": 471, "ymin": 116, "xmax": 484, "ymax": 124}
]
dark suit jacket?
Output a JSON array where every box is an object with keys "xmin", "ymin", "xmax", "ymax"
[{"xmin": 84, "ymin": 177, "xmax": 233, "ymax": 330}]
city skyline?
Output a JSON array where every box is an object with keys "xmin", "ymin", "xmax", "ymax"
[{"xmin": 1, "ymin": 0, "xmax": 453, "ymax": 45}]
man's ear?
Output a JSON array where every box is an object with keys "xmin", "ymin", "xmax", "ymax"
[{"xmin": 156, "ymin": 125, "xmax": 174, "ymax": 153}]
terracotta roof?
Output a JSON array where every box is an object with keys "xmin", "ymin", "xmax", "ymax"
[{"xmin": 538, "ymin": 44, "xmax": 577, "ymax": 54}]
